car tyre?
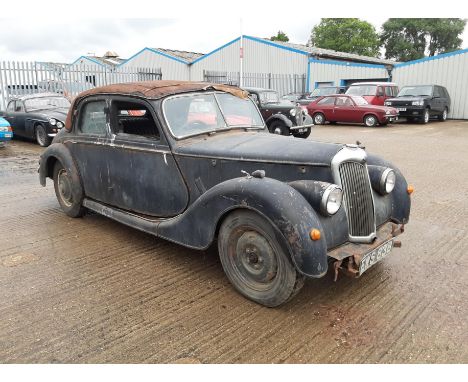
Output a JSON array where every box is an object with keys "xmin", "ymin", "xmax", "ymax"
[
  {"xmin": 53, "ymin": 161, "xmax": 85, "ymax": 218},
  {"xmin": 218, "ymin": 210, "xmax": 305, "ymax": 307},
  {"xmin": 364, "ymin": 115, "xmax": 377, "ymax": 127},
  {"xmin": 420, "ymin": 108, "xmax": 430, "ymax": 124},
  {"xmin": 35, "ymin": 124, "xmax": 52, "ymax": 147},
  {"xmin": 438, "ymin": 108, "xmax": 448, "ymax": 122},
  {"xmin": 313, "ymin": 113, "xmax": 325, "ymax": 125},
  {"xmin": 292, "ymin": 127, "xmax": 311, "ymax": 139},
  {"xmin": 268, "ymin": 121, "xmax": 290, "ymax": 136}
]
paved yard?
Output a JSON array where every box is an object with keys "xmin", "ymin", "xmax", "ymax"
[{"xmin": 0, "ymin": 121, "xmax": 467, "ymax": 363}]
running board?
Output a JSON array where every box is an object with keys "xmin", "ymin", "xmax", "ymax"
[{"xmin": 83, "ymin": 198, "xmax": 160, "ymax": 236}]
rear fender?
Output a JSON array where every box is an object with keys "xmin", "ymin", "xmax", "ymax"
[
  {"xmin": 158, "ymin": 176, "xmax": 328, "ymax": 278},
  {"xmin": 38, "ymin": 143, "xmax": 84, "ymax": 204}
]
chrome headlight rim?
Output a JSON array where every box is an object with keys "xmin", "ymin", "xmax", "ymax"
[
  {"xmin": 48, "ymin": 118, "xmax": 57, "ymax": 126},
  {"xmin": 56, "ymin": 121, "xmax": 64, "ymax": 128},
  {"xmin": 289, "ymin": 108, "xmax": 296, "ymax": 117},
  {"xmin": 380, "ymin": 168, "xmax": 396, "ymax": 194},
  {"xmin": 320, "ymin": 184, "xmax": 343, "ymax": 216}
]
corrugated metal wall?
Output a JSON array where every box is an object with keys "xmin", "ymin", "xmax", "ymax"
[
  {"xmin": 190, "ymin": 37, "xmax": 308, "ymax": 81},
  {"xmin": 393, "ymin": 51, "xmax": 468, "ymax": 119},
  {"xmin": 308, "ymin": 59, "xmax": 389, "ymax": 91},
  {"xmin": 119, "ymin": 49, "xmax": 190, "ymax": 80}
]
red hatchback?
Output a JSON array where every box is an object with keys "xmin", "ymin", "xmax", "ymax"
[{"xmin": 307, "ymin": 95, "xmax": 399, "ymax": 127}]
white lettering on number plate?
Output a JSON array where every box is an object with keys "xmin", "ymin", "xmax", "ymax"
[{"xmin": 359, "ymin": 240, "xmax": 394, "ymax": 275}]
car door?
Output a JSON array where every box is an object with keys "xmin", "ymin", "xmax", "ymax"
[
  {"xmin": 333, "ymin": 96, "xmax": 359, "ymax": 122},
  {"xmin": 432, "ymin": 86, "xmax": 444, "ymax": 114},
  {"xmin": 106, "ymin": 96, "xmax": 189, "ymax": 217},
  {"xmin": 13, "ymin": 100, "xmax": 28, "ymax": 137}
]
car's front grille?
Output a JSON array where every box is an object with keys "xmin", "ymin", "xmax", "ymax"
[
  {"xmin": 339, "ymin": 161, "xmax": 375, "ymax": 238},
  {"xmin": 295, "ymin": 106, "xmax": 303, "ymax": 126},
  {"xmin": 390, "ymin": 100, "xmax": 412, "ymax": 106}
]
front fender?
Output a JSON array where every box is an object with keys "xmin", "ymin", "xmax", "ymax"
[
  {"xmin": 265, "ymin": 113, "xmax": 293, "ymax": 128},
  {"xmin": 158, "ymin": 176, "xmax": 328, "ymax": 278}
]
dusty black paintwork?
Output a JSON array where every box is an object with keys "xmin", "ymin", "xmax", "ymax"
[{"xmin": 39, "ymin": 85, "xmax": 411, "ymax": 279}]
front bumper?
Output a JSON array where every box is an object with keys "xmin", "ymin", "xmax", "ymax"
[
  {"xmin": 289, "ymin": 123, "xmax": 314, "ymax": 131},
  {"xmin": 327, "ymin": 221, "xmax": 404, "ymax": 278},
  {"xmin": 392, "ymin": 106, "xmax": 425, "ymax": 118}
]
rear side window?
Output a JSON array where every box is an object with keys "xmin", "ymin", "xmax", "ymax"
[
  {"xmin": 7, "ymin": 101, "xmax": 15, "ymax": 112},
  {"xmin": 385, "ymin": 87, "xmax": 393, "ymax": 96},
  {"xmin": 317, "ymin": 97, "xmax": 335, "ymax": 105},
  {"xmin": 112, "ymin": 100, "xmax": 160, "ymax": 140},
  {"xmin": 79, "ymin": 101, "xmax": 107, "ymax": 136},
  {"xmin": 433, "ymin": 87, "xmax": 441, "ymax": 97}
]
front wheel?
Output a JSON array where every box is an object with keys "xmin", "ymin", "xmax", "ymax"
[
  {"xmin": 35, "ymin": 124, "xmax": 52, "ymax": 147},
  {"xmin": 313, "ymin": 113, "xmax": 325, "ymax": 125},
  {"xmin": 420, "ymin": 108, "xmax": 430, "ymax": 124},
  {"xmin": 364, "ymin": 114, "xmax": 377, "ymax": 127},
  {"xmin": 292, "ymin": 127, "xmax": 311, "ymax": 139},
  {"xmin": 53, "ymin": 161, "xmax": 85, "ymax": 218},
  {"xmin": 218, "ymin": 210, "xmax": 305, "ymax": 307},
  {"xmin": 268, "ymin": 121, "xmax": 290, "ymax": 136}
]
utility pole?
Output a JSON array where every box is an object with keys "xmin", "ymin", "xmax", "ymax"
[{"xmin": 239, "ymin": 18, "xmax": 243, "ymax": 88}]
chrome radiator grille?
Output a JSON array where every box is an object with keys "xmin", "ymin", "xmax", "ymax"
[{"xmin": 339, "ymin": 161, "xmax": 375, "ymax": 238}]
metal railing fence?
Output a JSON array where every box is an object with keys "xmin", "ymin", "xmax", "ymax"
[{"xmin": 0, "ymin": 62, "xmax": 162, "ymax": 109}]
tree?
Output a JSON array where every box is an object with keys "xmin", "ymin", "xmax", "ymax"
[
  {"xmin": 270, "ymin": 31, "xmax": 289, "ymax": 42},
  {"xmin": 380, "ymin": 18, "xmax": 466, "ymax": 61},
  {"xmin": 308, "ymin": 18, "xmax": 380, "ymax": 57}
]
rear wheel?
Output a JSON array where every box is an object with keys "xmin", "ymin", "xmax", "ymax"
[
  {"xmin": 53, "ymin": 161, "xmax": 85, "ymax": 217},
  {"xmin": 364, "ymin": 114, "xmax": 377, "ymax": 127},
  {"xmin": 313, "ymin": 113, "xmax": 325, "ymax": 125},
  {"xmin": 438, "ymin": 108, "xmax": 448, "ymax": 121},
  {"xmin": 218, "ymin": 210, "xmax": 305, "ymax": 307},
  {"xmin": 35, "ymin": 124, "xmax": 52, "ymax": 147},
  {"xmin": 268, "ymin": 121, "xmax": 290, "ymax": 136}
]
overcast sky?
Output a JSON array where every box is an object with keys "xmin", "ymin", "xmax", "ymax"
[{"xmin": 0, "ymin": 1, "xmax": 466, "ymax": 63}]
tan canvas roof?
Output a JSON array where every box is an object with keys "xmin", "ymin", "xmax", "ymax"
[{"xmin": 65, "ymin": 80, "xmax": 248, "ymax": 131}]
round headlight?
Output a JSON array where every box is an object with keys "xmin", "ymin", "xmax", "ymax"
[
  {"xmin": 380, "ymin": 168, "xmax": 396, "ymax": 194},
  {"xmin": 49, "ymin": 118, "xmax": 57, "ymax": 126},
  {"xmin": 321, "ymin": 185, "xmax": 343, "ymax": 216},
  {"xmin": 289, "ymin": 109, "xmax": 296, "ymax": 117},
  {"xmin": 57, "ymin": 121, "xmax": 64, "ymax": 128}
]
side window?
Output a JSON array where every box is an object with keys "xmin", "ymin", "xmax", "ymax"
[
  {"xmin": 79, "ymin": 101, "xmax": 108, "ymax": 136},
  {"xmin": 317, "ymin": 97, "xmax": 335, "ymax": 105},
  {"xmin": 7, "ymin": 101, "xmax": 15, "ymax": 112},
  {"xmin": 433, "ymin": 87, "xmax": 441, "ymax": 98},
  {"xmin": 393, "ymin": 87, "xmax": 399, "ymax": 96},
  {"xmin": 335, "ymin": 96, "xmax": 349, "ymax": 106},
  {"xmin": 377, "ymin": 86, "xmax": 385, "ymax": 96},
  {"xmin": 385, "ymin": 86, "xmax": 393, "ymax": 96},
  {"xmin": 111, "ymin": 100, "xmax": 160, "ymax": 140},
  {"xmin": 15, "ymin": 101, "xmax": 25, "ymax": 112}
]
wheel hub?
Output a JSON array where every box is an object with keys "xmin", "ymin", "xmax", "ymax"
[
  {"xmin": 235, "ymin": 231, "xmax": 277, "ymax": 284},
  {"xmin": 273, "ymin": 127, "xmax": 282, "ymax": 134},
  {"xmin": 58, "ymin": 169, "xmax": 73, "ymax": 207}
]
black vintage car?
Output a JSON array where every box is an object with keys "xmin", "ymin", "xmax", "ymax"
[
  {"xmin": 39, "ymin": 81, "xmax": 412, "ymax": 307},
  {"xmin": 384, "ymin": 85, "xmax": 451, "ymax": 123},
  {"xmin": 0, "ymin": 93, "xmax": 70, "ymax": 146},
  {"xmin": 243, "ymin": 87, "xmax": 313, "ymax": 138}
]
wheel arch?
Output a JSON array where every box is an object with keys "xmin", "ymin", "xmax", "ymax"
[
  {"xmin": 265, "ymin": 114, "xmax": 293, "ymax": 128},
  {"xmin": 157, "ymin": 177, "xmax": 329, "ymax": 278}
]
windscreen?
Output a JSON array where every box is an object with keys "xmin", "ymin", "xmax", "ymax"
[
  {"xmin": 25, "ymin": 96, "xmax": 70, "ymax": 111},
  {"xmin": 351, "ymin": 96, "xmax": 369, "ymax": 105},
  {"xmin": 346, "ymin": 85, "xmax": 377, "ymax": 96},
  {"xmin": 310, "ymin": 88, "xmax": 338, "ymax": 97},
  {"xmin": 163, "ymin": 92, "xmax": 264, "ymax": 138},
  {"xmin": 259, "ymin": 91, "xmax": 280, "ymax": 104},
  {"xmin": 397, "ymin": 86, "xmax": 433, "ymax": 97}
]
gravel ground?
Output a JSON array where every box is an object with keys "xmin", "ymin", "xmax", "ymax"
[{"xmin": 0, "ymin": 120, "xmax": 467, "ymax": 363}]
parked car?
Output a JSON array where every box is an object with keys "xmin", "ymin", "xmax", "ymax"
[
  {"xmin": 384, "ymin": 85, "xmax": 451, "ymax": 123},
  {"xmin": 346, "ymin": 82, "xmax": 399, "ymax": 106},
  {"xmin": 296, "ymin": 86, "xmax": 347, "ymax": 105},
  {"xmin": 38, "ymin": 80, "xmax": 412, "ymax": 307},
  {"xmin": 307, "ymin": 94, "xmax": 399, "ymax": 127},
  {"xmin": 0, "ymin": 93, "xmax": 71, "ymax": 146},
  {"xmin": 243, "ymin": 87, "xmax": 313, "ymax": 138},
  {"xmin": 0, "ymin": 117, "xmax": 13, "ymax": 147}
]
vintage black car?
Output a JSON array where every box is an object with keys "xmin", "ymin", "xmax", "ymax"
[
  {"xmin": 38, "ymin": 81, "xmax": 412, "ymax": 307},
  {"xmin": 384, "ymin": 85, "xmax": 451, "ymax": 123},
  {"xmin": 243, "ymin": 87, "xmax": 313, "ymax": 138},
  {"xmin": 0, "ymin": 93, "xmax": 70, "ymax": 146}
]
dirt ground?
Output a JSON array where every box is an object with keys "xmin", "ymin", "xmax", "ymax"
[{"xmin": 1, "ymin": 120, "xmax": 467, "ymax": 364}]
